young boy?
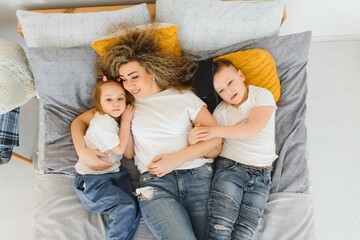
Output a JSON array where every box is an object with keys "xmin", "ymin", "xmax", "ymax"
[
  {"xmin": 73, "ymin": 79, "xmax": 140, "ymax": 240},
  {"xmin": 188, "ymin": 59, "xmax": 277, "ymax": 240}
]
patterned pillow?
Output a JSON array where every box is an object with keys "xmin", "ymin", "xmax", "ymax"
[
  {"xmin": 26, "ymin": 47, "xmax": 98, "ymax": 173},
  {"xmin": 17, "ymin": 4, "xmax": 151, "ymax": 48},
  {"xmin": 214, "ymin": 48, "xmax": 281, "ymax": 103},
  {"xmin": 156, "ymin": 0, "xmax": 285, "ymax": 54},
  {"xmin": 91, "ymin": 23, "xmax": 181, "ymax": 57}
]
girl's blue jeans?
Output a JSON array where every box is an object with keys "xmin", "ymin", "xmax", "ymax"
[
  {"xmin": 138, "ymin": 163, "xmax": 214, "ymax": 240},
  {"xmin": 207, "ymin": 157, "xmax": 272, "ymax": 240},
  {"xmin": 73, "ymin": 170, "xmax": 140, "ymax": 240}
]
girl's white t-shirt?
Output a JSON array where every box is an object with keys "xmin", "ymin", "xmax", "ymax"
[
  {"xmin": 75, "ymin": 112, "xmax": 121, "ymax": 175},
  {"xmin": 132, "ymin": 89, "xmax": 211, "ymax": 174},
  {"xmin": 213, "ymin": 85, "xmax": 278, "ymax": 167}
]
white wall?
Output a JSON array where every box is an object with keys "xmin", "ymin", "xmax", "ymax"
[
  {"xmin": 1, "ymin": 0, "xmax": 360, "ymax": 44},
  {"xmin": 280, "ymin": 0, "xmax": 360, "ymax": 41}
]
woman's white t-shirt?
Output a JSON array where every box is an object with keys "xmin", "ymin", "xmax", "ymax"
[
  {"xmin": 213, "ymin": 85, "xmax": 278, "ymax": 167},
  {"xmin": 132, "ymin": 89, "xmax": 211, "ymax": 173}
]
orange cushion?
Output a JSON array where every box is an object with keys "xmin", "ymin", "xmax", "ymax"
[
  {"xmin": 214, "ymin": 48, "xmax": 281, "ymax": 102},
  {"xmin": 91, "ymin": 23, "xmax": 181, "ymax": 58}
]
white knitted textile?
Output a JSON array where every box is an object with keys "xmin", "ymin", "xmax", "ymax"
[{"xmin": 0, "ymin": 38, "xmax": 36, "ymax": 114}]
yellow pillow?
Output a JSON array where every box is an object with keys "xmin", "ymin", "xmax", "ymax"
[
  {"xmin": 214, "ymin": 48, "xmax": 281, "ymax": 103},
  {"xmin": 91, "ymin": 23, "xmax": 181, "ymax": 58}
]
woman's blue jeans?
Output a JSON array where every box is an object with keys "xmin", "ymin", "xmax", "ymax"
[
  {"xmin": 73, "ymin": 171, "xmax": 140, "ymax": 240},
  {"xmin": 207, "ymin": 157, "xmax": 272, "ymax": 240},
  {"xmin": 138, "ymin": 163, "xmax": 214, "ymax": 240}
]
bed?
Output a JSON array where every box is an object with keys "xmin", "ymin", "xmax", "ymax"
[{"xmin": 17, "ymin": 1, "xmax": 315, "ymax": 239}]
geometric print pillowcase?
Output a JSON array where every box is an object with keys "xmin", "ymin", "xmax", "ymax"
[
  {"xmin": 156, "ymin": 0, "xmax": 285, "ymax": 54},
  {"xmin": 17, "ymin": 3, "xmax": 151, "ymax": 48}
]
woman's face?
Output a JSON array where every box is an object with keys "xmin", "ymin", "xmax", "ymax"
[{"xmin": 119, "ymin": 61, "xmax": 160, "ymax": 99}]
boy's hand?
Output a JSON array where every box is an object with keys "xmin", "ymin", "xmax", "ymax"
[
  {"xmin": 188, "ymin": 123, "xmax": 209, "ymax": 145},
  {"xmin": 148, "ymin": 154, "xmax": 179, "ymax": 177},
  {"xmin": 121, "ymin": 105, "xmax": 135, "ymax": 123}
]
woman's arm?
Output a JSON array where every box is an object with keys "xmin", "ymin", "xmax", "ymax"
[
  {"xmin": 71, "ymin": 108, "xmax": 113, "ymax": 170},
  {"xmin": 123, "ymin": 132, "xmax": 135, "ymax": 159},
  {"xmin": 190, "ymin": 106, "xmax": 223, "ymax": 158},
  {"xmin": 148, "ymin": 106, "xmax": 222, "ymax": 177}
]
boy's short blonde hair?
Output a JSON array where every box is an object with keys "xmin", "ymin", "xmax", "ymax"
[
  {"xmin": 213, "ymin": 58, "xmax": 239, "ymax": 75},
  {"xmin": 92, "ymin": 80, "xmax": 133, "ymax": 114}
]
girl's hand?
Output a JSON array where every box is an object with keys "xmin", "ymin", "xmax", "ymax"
[
  {"xmin": 148, "ymin": 154, "xmax": 179, "ymax": 177},
  {"xmin": 121, "ymin": 105, "xmax": 135, "ymax": 123},
  {"xmin": 188, "ymin": 123, "xmax": 209, "ymax": 145},
  {"xmin": 78, "ymin": 148, "xmax": 113, "ymax": 171}
]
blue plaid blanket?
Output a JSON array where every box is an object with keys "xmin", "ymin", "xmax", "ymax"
[{"xmin": 0, "ymin": 107, "xmax": 20, "ymax": 164}]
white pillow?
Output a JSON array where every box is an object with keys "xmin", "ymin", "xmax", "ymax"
[
  {"xmin": 156, "ymin": 0, "xmax": 285, "ymax": 54},
  {"xmin": 16, "ymin": 3, "xmax": 151, "ymax": 48}
]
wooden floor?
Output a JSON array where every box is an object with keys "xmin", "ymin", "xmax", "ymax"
[{"xmin": 0, "ymin": 40, "xmax": 360, "ymax": 239}]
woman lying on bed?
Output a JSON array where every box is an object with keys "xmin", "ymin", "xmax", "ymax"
[{"xmin": 71, "ymin": 26, "xmax": 222, "ymax": 240}]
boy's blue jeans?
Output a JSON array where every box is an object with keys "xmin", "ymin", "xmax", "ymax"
[
  {"xmin": 207, "ymin": 157, "xmax": 272, "ymax": 240},
  {"xmin": 137, "ymin": 163, "xmax": 214, "ymax": 240},
  {"xmin": 73, "ymin": 170, "xmax": 140, "ymax": 240}
]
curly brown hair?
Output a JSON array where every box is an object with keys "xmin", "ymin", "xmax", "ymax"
[{"xmin": 96, "ymin": 25, "xmax": 198, "ymax": 92}]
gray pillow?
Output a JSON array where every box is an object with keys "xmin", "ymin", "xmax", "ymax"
[
  {"xmin": 27, "ymin": 31, "xmax": 312, "ymax": 195},
  {"xmin": 194, "ymin": 31, "xmax": 312, "ymax": 193},
  {"xmin": 27, "ymin": 47, "xmax": 97, "ymax": 173}
]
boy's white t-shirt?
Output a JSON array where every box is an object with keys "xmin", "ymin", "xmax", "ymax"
[
  {"xmin": 132, "ymin": 89, "xmax": 211, "ymax": 174},
  {"xmin": 213, "ymin": 85, "xmax": 278, "ymax": 167},
  {"xmin": 74, "ymin": 112, "xmax": 122, "ymax": 175}
]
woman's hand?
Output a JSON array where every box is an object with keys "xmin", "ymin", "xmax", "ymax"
[
  {"xmin": 121, "ymin": 105, "xmax": 135, "ymax": 124},
  {"xmin": 148, "ymin": 154, "xmax": 179, "ymax": 177},
  {"xmin": 78, "ymin": 148, "xmax": 113, "ymax": 171},
  {"xmin": 188, "ymin": 123, "xmax": 209, "ymax": 145}
]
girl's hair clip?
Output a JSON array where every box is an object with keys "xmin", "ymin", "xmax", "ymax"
[
  {"xmin": 102, "ymin": 76, "xmax": 108, "ymax": 82},
  {"xmin": 116, "ymin": 77, "xmax": 121, "ymax": 82}
]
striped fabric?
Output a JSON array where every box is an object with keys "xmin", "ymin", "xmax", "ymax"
[{"xmin": 34, "ymin": 174, "xmax": 315, "ymax": 240}]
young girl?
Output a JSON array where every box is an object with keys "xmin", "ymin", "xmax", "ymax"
[
  {"xmin": 73, "ymin": 79, "xmax": 140, "ymax": 240},
  {"xmin": 71, "ymin": 26, "xmax": 222, "ymax": 240},
  {"xmin": 188, "ymin": 59, "xmax": 277, "ymax": 240}
]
